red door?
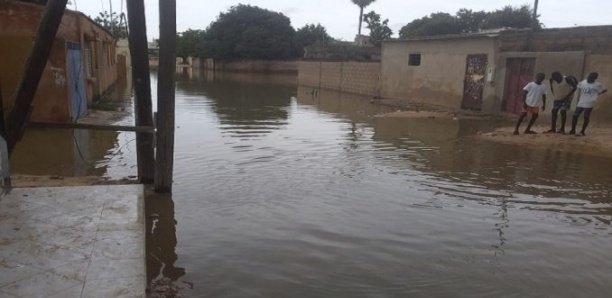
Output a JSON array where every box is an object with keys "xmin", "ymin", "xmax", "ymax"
[
  {"xmin": 503, "ymin": 58, "xmax": 536, "ymax": 114},
  {"xmin": 461, "ymin": 55, "xmax": 488, "ymax": 111}
]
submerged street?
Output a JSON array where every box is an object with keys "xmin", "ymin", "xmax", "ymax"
[{"xmin": 13, "ymin": 71, "xmax": 612, "ymax": 297}]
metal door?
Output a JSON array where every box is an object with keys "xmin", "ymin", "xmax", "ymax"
[
  {"xmin": 66, "ymin": 42, "xmax": 88, "ymax": 122},
  {"xmin": 503, "ymin": 58, "xmax": 535, "ymax": 114},
  {"xmin": 461, "ymin": 54, "xmax": 488, "ymax": 111}
]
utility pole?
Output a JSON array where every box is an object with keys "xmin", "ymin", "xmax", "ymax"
[
  {"xmin": 109, "ymin": 0, "xmax": 113, "ymax": 33},
  {"xmin": 155, "ymin": 0, "xmax": 177, "ymax": 193},
  {"xmin": 533, "ymin": 0, "xmax": 539, "ymax": 22},
  {"xmin": 126, "ymin": 0, "xmax": 155, "ymax": 183},
  {"xmin": 6, "ymin": 0, "xmax": 68, "ymax": 154}
]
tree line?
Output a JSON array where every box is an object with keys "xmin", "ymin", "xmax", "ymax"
[
  {"xmin": 177, "ymin": 5, "xmax": 332, "ymax": 60},
  {"xmin": 16, "ymin": 1, "xmax": 540, "ymax": 60},
  {"xmin": 400, "ymin": 6, "xmax": 539, "ymax": 38},
  {"xmin": 176, "ymin": 3, "xmax": 539, "ymax": 60}
]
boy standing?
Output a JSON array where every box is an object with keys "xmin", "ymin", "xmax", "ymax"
[
  {"xmin": 546, "ymin": 72, "xmax": 577, "ymax": 134},
  {"xmin": 570, "ymin": 72, "xmax": 608, "ymax": 136},
  {"xmin": 514, "ymin": 73, "xmax": 547, "ymax": 135}
]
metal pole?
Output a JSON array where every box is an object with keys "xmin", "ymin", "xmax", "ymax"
[
  {"xmin": 109, "ymin": 0, "xmax": 114, "ymax": 33},
  {"xmin": 155, "ymin": 0, "xmax": 177, "ymax": 193}
]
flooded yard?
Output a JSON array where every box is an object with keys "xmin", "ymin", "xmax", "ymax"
[{"xmin": 12, "ymin": 71, "xmax": 612, "ymax": 297}]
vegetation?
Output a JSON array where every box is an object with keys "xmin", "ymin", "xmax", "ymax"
[
  {"xmin": 93, "ymin": 11, "xmax": 128, "ymax": 38},
  {"xmin": 400, "ymin": 5, "xmax": 541, "ymax": 39},
  {"xmin": 176, "ymin": 29, "xmax": 205, "ymax": 59},
  {"xmin": 294, "ymin": 24, "xmax": 333, "ymax": 57},
  {"xmin": 351, "ymin": 0, "xmax": 377, "ymax": 36},
  {"xmin": 199, "ymin": 5, "xmax": 297, "ymax": 60},
  {"xmin": 363, "ymin": 11, "xmax": 392, "ymax": 46}
]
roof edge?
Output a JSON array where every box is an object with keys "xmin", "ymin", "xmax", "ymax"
[{"xmin": 386, "ymin": 25, "xmax": 612, "ymax": 44}]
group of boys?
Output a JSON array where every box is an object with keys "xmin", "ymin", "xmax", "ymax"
[{"xmin": 514, "ymin": 71, "xmax": 608, "ymax": 136}]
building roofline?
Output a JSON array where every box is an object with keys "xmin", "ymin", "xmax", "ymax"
[
  {"xmin": 385, "ymin": 25, "xmax": 612, "ymax": 44},
  {"xmin": 4, "ymin": 0, "xmax": 116, "ymax": 39}
]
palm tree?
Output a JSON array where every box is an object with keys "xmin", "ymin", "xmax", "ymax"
[{"xmin": 351, "ymin": 0, "xmax": 377, "ymax": 36}]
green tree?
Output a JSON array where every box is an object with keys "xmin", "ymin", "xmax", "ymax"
[
  {"xmin": 93, "ymin": 11, "xmax": 127, "ymax": 38},
  {"xmin": 456, "ymin": 9, "xmax": 487, "ymax": 33},
  {"xmin": 176, "ymin": 29, "xmax": 205, "ymax": 59},
  {"xmin": 400, "ymin": 13, "xmax": 461, "ymax": 38},
  {"xmin": 351, "ymin": 0, "xmax": 377, "ymax": 36},
  {"xmin": 200, "ymin": 5, "xmax": 296, "ymax": 60},
  {"xmin": 363, "ymin": 11, "xmax": 393, "ymax": 46},
  {"xmin": 482, "ymin": 5, "xmax": 541, "ymax": 30},
  {"xmin": 400, "ymin": 5, "xmax": 541, "ymax": 39},
  {"xmin": 294, "ymin": 24, "xmax": 333, "ymax": 56}
]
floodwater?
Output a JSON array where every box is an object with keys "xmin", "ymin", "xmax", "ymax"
[{"xmin": 13, "ymin": 70, "xmax": 612, "ymax": 297}]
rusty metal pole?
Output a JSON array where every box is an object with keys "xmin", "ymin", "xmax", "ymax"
[
  {"xmin": 155, "ymin": 0, "xmax": 176, "ymax": 193},
  {"xmin": 127, "ymin": 0, "xmax": 155, "ymax": 183},
  {"xmin": 5, "ymin": 0, "xmax": 69, "ymax": 155}
]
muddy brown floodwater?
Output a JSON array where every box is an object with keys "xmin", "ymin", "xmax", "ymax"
[{"xmin": 12, "ymin": 70, "xmax": 612, "ymax": 297}]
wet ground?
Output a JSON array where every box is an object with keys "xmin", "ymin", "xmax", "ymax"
[
  {"xmin": 0, "ymin": 185, "xmax": 145, "ymax": 297},
  {"xmin": 12, "ymin": 70, "xmax": 612, "ymax": 297}
]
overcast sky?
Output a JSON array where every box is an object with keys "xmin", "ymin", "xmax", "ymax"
[{"xmin": 73, "ymin": 0, "xmax": 611, "ymax": 41}]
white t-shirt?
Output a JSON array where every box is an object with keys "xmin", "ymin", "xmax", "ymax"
[
  {"xmin": 523, "ymin": 82, "xmax": 547, "ymax": 107},
  {"xmin": 576, "ymin": 80, "xmax": 606, "ymax": 108}
]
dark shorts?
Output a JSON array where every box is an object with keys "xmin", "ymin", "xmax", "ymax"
[
  {"xmin": 553, "ymin": 100, "xmax": 571, "ymax": 111},
  {"xmin": 574, "ymin": 107, "xmax": 593, "ymax": 117}
]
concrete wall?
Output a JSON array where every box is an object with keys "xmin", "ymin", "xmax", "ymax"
[
  {"xmin": 585, "ymin": 55, "xmax": 612, "ymax": 120},
  {"xmin": 0, "ymin": 34, "xmax": 69, "ymax": 123},
  {"xmin": 208, "ymin": 60, "xmax": 298, "ymax": 74},
  {"xmin": 494, "ymin": 51, "xmax": 586, "ymax": 115},
  {"xmin": 0, "ymin": 1, "xmax": 118, "ymax": 123},
  {"xmin": 381, "ymin": 38, "xmax": 498, "ymax": 111},
  {"xmin": 499, "ymin": 26, "xmax": 612, "ymax": 54},
  {"xmin": 116, "ymin": 38, "xmax": 131, "ymax": 70},
  {"xmin": 297, "ymin": 61, "xmax": 381, "ymax": 96}
]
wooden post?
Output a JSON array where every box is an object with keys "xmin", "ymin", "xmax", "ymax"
[
  {"xmin": 5, "ymin": 0, "xmax": 68, "ymax": 155},
  {"xmin": 154, "ymin": 0, "xmax": 176, "ymax": 193},
  {"xmin": 127, "ymin": 0, "xmax": 155, "ymax": 183},
  {"xmin": 0, "ymin": 81, "xmax": 7, "ymax": 139}
]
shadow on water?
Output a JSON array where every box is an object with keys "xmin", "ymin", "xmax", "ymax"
[{"xmin": 145, "ymin": 192, "xmax": 188, "ymax": 294}]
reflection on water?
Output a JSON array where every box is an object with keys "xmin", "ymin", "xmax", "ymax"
[
  {"xmin": 10, "ymin": 78, "xmax": 136, "ymax": 178},
  {"xmin": 175, "ymin": 69, "xmax": 295, "ymax": 139},
  {"xmin": 146, "ymin": 192, "xmax": 185, "ymax": 284},
  {"xmin": 15, "ymin": 70, "xmax": 612, "ymax": 297},
  {"xmin": 146, "ymin": 74, "xmax": 612, "ymax": 297}
]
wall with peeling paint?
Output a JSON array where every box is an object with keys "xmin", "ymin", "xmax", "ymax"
[{"xmin": 0, "ymin": 1, "xmax": 120, "ymax": 123}]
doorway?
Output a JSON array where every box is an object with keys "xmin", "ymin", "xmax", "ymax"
[
  {"xmin": 503, "ymin": 58, "xmax": 536, "ymax": 114},
  {"xmin": 461, "ymin": 54, "xmax": 488, "ymax": 111},
  {"xmin": 66, "ymin": 42, "xmax": 88, "ymax": 122}
]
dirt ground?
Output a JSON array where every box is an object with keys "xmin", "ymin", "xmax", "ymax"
[
  {"xmin": 373, "ymin": 98, "xmax": 502, "ymax": 120},
  {"xmin": 11, "ymin": 175, "xmax": 138, "ymax": 188},
  {"xmin": 477, "ymin": 125, "xmax": 612, "ymax": 156},
  {"xmin": 376, "ymin": 110, "xmax": 492, "ymax": 120}
]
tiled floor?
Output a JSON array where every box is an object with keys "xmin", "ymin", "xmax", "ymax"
[{"xmin": 0, "ymin": 185, "xmax": 145, "ymax": 298}]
